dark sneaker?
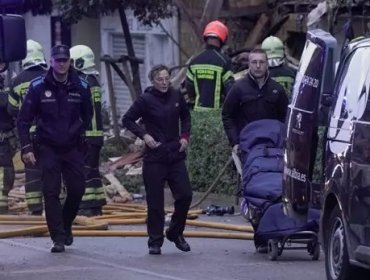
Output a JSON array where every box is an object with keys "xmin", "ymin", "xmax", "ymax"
[
  {"xmin": 64, "ymin": 231, "xmax": 74, "ymax": 246},
  {"xmin": 166, "ymin": 230, "xmax": 191, "ymax": 252},
  {"xmin": 51, "ymin": 242, "xmax": 65, "ymax": 253},
  {"xmin": 148, "ymin": 246, "xmax": 161, "ymax": 255}
]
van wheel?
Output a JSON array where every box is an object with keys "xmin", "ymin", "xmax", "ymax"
[{"xmin": 325, "ymin": 206, "xmax": 367, "ymax": 280}]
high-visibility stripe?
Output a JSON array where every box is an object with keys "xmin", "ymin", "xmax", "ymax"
[
  {"xmin": 26, "ymin": 192, "xmax": 42, "ymax": 199},
  {"xmin": 186, "ymin": 70, "xmax": 194, "ymax": 81},
  {"xmin": 95, "ymin": 194, "xmax": 106, "ymax": 200},
  {"xmin": 8, "ymin": 94, "xmax": 18, "ymax": 107},
  {"xmin": 81, "ymin": 194, "xmax": 96, "ymax": 201},
  {"xmin": 83, "ymin": 188, "xmax": 96, "ymax": 194},
  {"xmin": 190, "ymin": 64, "xmax": 223, "ymax": 72},
  {"xmin": 85, "ymin": 131, "xmax": 103, "ymax": 137},
  {"xmin": 222, "ymin": 70, "xmax": 233, "ymax": 83},
  {"xmin": 26, "ymin": 198, "xmax": 42, "ymax": 205}
]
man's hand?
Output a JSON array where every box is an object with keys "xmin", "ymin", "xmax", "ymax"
[
  {"xmin": 179, "ymin": 138, "xmax": 189, "ymax": 152},
  {"xmin": 143, "ymin": 134, "xmax": 161, "ymax": 149},
  {"xmin": 22, "ymin": 152, "xmax": 36, "ymax": 165},
  {"xmin": 232, "ymin": 144, "xmax": 240, "ymax": 155}
]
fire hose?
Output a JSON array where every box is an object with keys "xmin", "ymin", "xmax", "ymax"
[{"xmin": 0, "ymin": 203, "xmax": 254, "ymax": 240}]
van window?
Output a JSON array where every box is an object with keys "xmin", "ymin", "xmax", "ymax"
[
  {"xmin": 291, "ymin": 40, "xmax": 324, "ymax": 112},
  {"xmin": 334, "ymin": 47, "xmax": 370, "ymax": 122}
]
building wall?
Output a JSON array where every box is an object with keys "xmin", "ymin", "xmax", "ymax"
[
  {"xmin": 100, "ymin": 9, "xmax": 180, "ymax": 115},
  {"xmin": 70, "ymin": 17, "xmax": 101, "ymax": 73}
]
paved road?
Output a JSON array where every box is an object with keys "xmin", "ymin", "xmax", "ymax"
[{"xmin": 0, "ymin": 215, "xmax": 326, "ymax": 280}]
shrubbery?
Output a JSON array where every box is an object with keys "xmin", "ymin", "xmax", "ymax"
[{"xmin": 186, "ymin": 110, "xmax": 238, "ymax": 195}]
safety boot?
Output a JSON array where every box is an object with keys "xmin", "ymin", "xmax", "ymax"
[{"xmin": 148, "ymin": 245, "xmax": 161, "ymax": 255}]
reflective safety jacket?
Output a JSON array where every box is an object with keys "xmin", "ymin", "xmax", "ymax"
[
  {"xmin": 0, "ymin": 88, "xmax": 14, "ymax": 132},
  {"xmin": 186, "ymin": 45, "xmax": 234, "ymax": 111},
  {"xmin": 8, "ymin": 66, "xmax": 47, "ymax": 117},
  {"xmin": 78, "ymin": 73, "xmax": 103, "ymax": 146},
  {"xmin": 269, "ymin": 64, "xmax": 296, "ymax": 101}
]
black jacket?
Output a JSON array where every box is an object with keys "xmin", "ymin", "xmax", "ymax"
[
  {"xmin": 17, "ymin": 69, "xmax": 93, "ymax": 154},
  {"xmin": 222, "ymin": 73, "xmax": 288, "ymax": 146},
  {"xmin": 122, "ymin": 86, "xmax": 191, "ymax": 163},
  {"xmin": 0, "ymin": 88, "xmax": 14, "ymax": 132}
]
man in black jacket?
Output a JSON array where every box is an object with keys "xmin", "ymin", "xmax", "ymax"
[
  {"xmin": 122, "ymin": 64, "xmax": 192, "ymax": 255},
  {"xmin": 222, "ymin": 48, "xmax": 288, "ymax": 154},
  {"xmin": 222, "ymin": 48, "xmax": 288, "ymax": 253},
  {"xmin": 17, "ymin": 45, "xmax": 93, "ymax": 253}
]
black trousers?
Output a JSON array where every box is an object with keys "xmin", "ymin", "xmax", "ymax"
[
  {"xmin": 142, "ymin": 160, "xmax": 192, "ymax": 247},
  {"xmin": 79, "ymin": 144, "xmax": 106, "ymax": 209},
  {"xmin": 38, "ymin": 145, "xmax": 85, "ymax": 243},
  {"xmin": 25, "ymin": 161, "xmax": 43, "ymax": 212}
]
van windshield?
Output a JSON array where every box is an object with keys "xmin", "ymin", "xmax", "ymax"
[{"xmin": 291, "ymin": 40, "xmax": 324, "ymax": 112}]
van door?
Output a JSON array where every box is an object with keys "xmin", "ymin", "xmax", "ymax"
[
  {"xmin": 283, "ymin": 29, "xmax": 336, "ymax": 220},
  {"xmin": 329, "ymin": 45, "xmax": 370, "ymax": 253}
]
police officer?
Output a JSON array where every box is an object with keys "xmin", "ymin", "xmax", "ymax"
[
  {"xmin": 17, "ymin": 45, "xmax": 93, "ymax": 253},
  {"xmin": 0, "ymin": 70, "xmax": 16, "ymax": 214},
  {"xmin": 186, "ymin": 20, "xmax": 234, "ymax": 111},
  {"xmin": 122, "ymin": 64, "xmax": 192, "ymax": 255},
  {"xmin": 70, "ymin": 45, "xmax": 106, "ymax": 217},
  {"xmin": 261, "ymin": 36, "xmax": 296, "ymax": 101},
  {"xmin": 8, "ymin": 39, "xmax": 48, "ymax": 215}
]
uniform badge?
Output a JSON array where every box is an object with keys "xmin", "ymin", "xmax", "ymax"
[
  {"xmin": 45, "ymin": 90, "xmax": 52, "ymax": 98},
  {"xmin": 273, "ymin": 89, "xmax": 278, "ymax": 94}
]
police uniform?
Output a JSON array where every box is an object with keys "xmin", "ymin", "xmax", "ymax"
[
  {"xmin": 77, "ymin": 73, "xmax": 106, "ymax": 215},
  {"xmin": 186, "ymin": 45, "xmax": 234, "ymax": 111},
  {"xmin": 17, "ymin": 62, "xmax": 93, "ymax": 246},
  {"xmin": 0, "ymin": 81, "xmax": 16, "ymax": 213},
  {"xmin": 8, "ymin": 65, "xmax": 47, "ymax": 214},
  {"xmin": 122, "ymin": 86, "xmax": 192, "ymax": 250}
]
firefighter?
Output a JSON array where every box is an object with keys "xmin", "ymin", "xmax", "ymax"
[
  {"xmin": 70, "ymin": 45, "xmax": 106, "ymax": 217},
  {"xmin": 8, "ymin": 39, "xmax": 48, "ymax": 215},
  {"xmin": 17, "ymin": 45, "xmax": 93, "ymax": 253},
  {"xmin": 122, "ymin": 64, "xmax": 192, "ymax": 255},
  {"xmin": 0, "ymin": 70, "xmax": 16, "ymax": 214},
  {"xmin": 261, "ymin": 36, "xmax": 296, "ymax": 101},
  {"xmin": 186, "ymin": 20, "xmax": 234, "ymax": 111}
]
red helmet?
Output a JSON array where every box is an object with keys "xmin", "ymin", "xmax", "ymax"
[{"xmin": 203, "ymin": 20, "xmax": 229, "ymax": 43}]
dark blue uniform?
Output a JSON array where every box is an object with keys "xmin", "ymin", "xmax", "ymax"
[
  {"xmin": 122, "ymin": 86, "xmax": 192, "ymax": 249},
  {"xmin": 17, "ymin": 69, "xmax": 93, "ymax": 243}
]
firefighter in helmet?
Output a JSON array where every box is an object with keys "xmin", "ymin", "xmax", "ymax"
[
  {"xmin": 70, "ymin": 44, "xmax": 106, "ymax": 217},
  {"xmin": 186, "ymin": 20, "xmax": 234, "ymax": 111},
  {"xmin": 8, "ymin": 39, "xmax": 48, "ymax": 215},
  {"xmin": 261, "ymin": 36, "xmax": 296, "ymax": 101}
]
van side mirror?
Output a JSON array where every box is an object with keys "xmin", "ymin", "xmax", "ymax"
[{"xmin": 0, "ymin": 14, "xmax": 26, "ymax": 62}]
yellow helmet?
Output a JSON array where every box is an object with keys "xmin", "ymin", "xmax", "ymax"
[
  {"xmin": 261, "ymin": 36, "xmax": 285, "ymax": 60},
  {"xmin": 70, "ymin": 45, "xmax": 95, "ymax": 72},
  {"xmin": 22, "ymin": 39, "xmax": 46, "ymax": 70}
]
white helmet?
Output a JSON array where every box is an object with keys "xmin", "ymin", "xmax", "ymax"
[
  {"xmin": 22, "ymin": 39, "xmax": 47, "ymax": 70},
  {"xmin": 70, "ymin": 45, "xmax": 96, "ymax": 73}
]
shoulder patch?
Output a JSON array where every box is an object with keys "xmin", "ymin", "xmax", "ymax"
[
  {"xmin": 79, "ymin": 78, "xmax": 89, "ymax": 89},
  {"xmin": 30, "ymin": 76, "xmax": 44, "ymax": 88}
]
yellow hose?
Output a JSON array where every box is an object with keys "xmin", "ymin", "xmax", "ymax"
[
  {"xmin": 0, "ymin": 226, "xmax": 48, "ymax": 238},
  {"xmin": 186, "ymin": 220, "xmax": 254, "ymax": 232},
  {"xmin": 71, "ymin": 230, "xmax": 253, "ymax": 240}
]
